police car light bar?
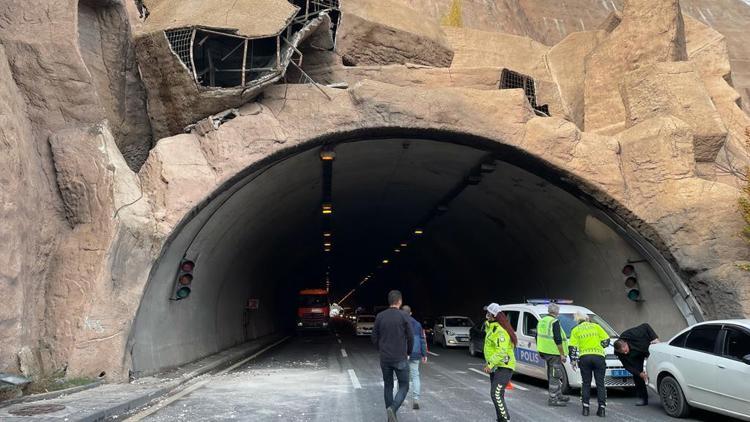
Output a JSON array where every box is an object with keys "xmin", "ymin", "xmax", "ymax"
[{"xmin": 526, "ymin": 299, "xmax": 574, "ymax": 305}]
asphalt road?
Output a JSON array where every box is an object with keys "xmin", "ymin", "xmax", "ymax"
[{"xmin": 138, "ymin": 333, "xmax": 733, "ymax": 421}]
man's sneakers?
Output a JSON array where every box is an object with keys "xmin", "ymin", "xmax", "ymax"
[
  {"xmin": 548, "ymin": 398, "xmax": 568, "ymax": 407},
  {"xmin": 386, "ymin": 407, "xmax": 398, "ymax": 422},
  {"xmin": 596, "ymin": 406, "xmax": 606, "ymax": 417},
  {"xmin": 634, "ymin": 399, "xmax": 648, "ymax": 406},
  {"xmin": 558, "ymin": 395, "xmax": 571, "ymax": 402},
  {"xmin": 412, "ymin": 401, "xmax": 420, "ymax": 410},
  {"xmin": 582, "ymin": 405, "xmax": 590, "ymax": 416}
]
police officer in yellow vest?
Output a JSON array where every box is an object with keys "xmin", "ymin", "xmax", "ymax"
[
  {"xmin": 482, "ymin": 303, "xmax": 516, "ymax": 422},
  {"xmin": 536, "ymin": 302, "xmax": 571, "ymax": 406},
  {"xmin": 569, "ymin": 311, "xmax": 610, "ymax": 417}
]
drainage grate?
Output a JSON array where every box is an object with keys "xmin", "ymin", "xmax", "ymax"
[{"xmin": 9, "ymin": 404, "xmax": 66, "ymax": 416}]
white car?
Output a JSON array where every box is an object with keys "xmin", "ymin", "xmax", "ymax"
[
  {"xmin": 646, "ymin": 319, "xmax": 750, "ymax": 420},
  {"xmin": 434, "ymin": 316, "xmax": 474, "ymax": 347},
  {"xmin": 472, "ymin": 301, "xmax": 634, "ymax": 392},
  {"xmin": 355, "ymin": 315, "xmax": 375, "ymax": 336}
]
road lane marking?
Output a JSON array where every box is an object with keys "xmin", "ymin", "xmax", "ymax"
[
  {"xmin": 467, "ymin": 368, "xmax": 530, "ymax": 390},
  {"xmin": 337, "ymin": 338, "xmax": 342, "ymax": 344},
  {"xmin": 427, "ymin": 351, "xmax": 440, "ymax": 357},
  {"xmin": 125, "ymin": 336, "xmax": 290, "ymax": 421},
  {"xmin": 469, "ymin": 368, "xmax": 488, "ymax": 377},
  {"xmin": 348, "ymin": 369, "xmax": 362, "ymax": 389},
  {"xmin": 341, "ymin": 348, "xmax": 348, "ymax": 358}
]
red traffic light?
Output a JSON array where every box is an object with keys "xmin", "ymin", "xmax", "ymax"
[
  {"xmin": 621, "ymin": 264, "xmax": 635, "ymax": 276},
  {"xmin": 181, "ymin": 260, "xmax": 195, "ymax": 272}
]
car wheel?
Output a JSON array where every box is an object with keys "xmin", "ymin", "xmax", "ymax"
[{"xmin": 659, "ymin": 375, "xmax": 690, "ymax": 418}]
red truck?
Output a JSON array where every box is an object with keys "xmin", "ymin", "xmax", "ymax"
[{"xmin": 296, "ymin": 288, "xmax": 330, "ymax": 330}]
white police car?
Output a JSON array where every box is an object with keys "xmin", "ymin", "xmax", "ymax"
[{"xmin": 469, "ymin": 300, "xmax": 634, "ymax": 392}]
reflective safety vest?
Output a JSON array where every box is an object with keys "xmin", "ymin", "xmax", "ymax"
[
  {"xmin": 569, "ymin": 321, "xmax": 609, "ymax": 357},
  {"xmin": 536, "ymin": 315, "xmax": 567, "ymax": 355},
  {"xmin": 484, "ymin": 321, "xmax": 516, "ymax": 371}
]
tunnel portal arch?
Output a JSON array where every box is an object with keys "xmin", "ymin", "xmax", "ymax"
[{"xmin": 128, "ymin": 128, "xmax": 702, "ymax": 376}]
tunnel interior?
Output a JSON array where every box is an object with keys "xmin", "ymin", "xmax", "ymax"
[{"xmin": 130, "ymin": 136, "xmax": 693, "ymax": 375}]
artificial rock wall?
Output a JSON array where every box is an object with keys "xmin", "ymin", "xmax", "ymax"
[{"xmin": 0, "ymin": 0, "xmax": 749, "ymax": 383}]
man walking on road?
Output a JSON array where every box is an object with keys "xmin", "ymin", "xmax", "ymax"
[
  {"xmin": 613, "ymin": 323, "xmax": 660, "ymax": 406},
  {"xmin": 401, "ymin": 305, "xmax": 428, "ymax": 410},
  {"xmin": 536, "ymin": 302, "xmax": 571, "ymax": 406},
  {"xmin": 372, "ymin": 290, "xmax": 414, "ymax": 422}
]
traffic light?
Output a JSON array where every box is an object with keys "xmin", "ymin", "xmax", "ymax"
[
  {"xmin": 174, "ymin": 259, "xmax": 194, "ymax": 300},
  {"xmin": 622, "ymin": 264, "xmax": 641, "ymax": 302}
]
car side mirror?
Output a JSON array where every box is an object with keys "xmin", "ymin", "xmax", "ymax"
[{"xmin": 742, "ymin": 354, "xmax": 750, "ymax": 365}]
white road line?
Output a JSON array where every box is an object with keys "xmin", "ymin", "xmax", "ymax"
[
  {"xmin": 348, "ymin": 369, "xmax": 362, "ymax": 389},
  {"xmin": 124, "ymin": 336, "xmax": 290, "ymax": 421},
  {"xmin": 469, "ymin": 368, "xmax": 488, "ymax": 377},
  {"xmin": 427, "ymin": 351, "xmax": 440, "ymax": 357},
  {"xmin": 467, "ymin": 368, "xmax": 530, "ymax": 390},
  {"xmin": 337, "ymin": 338, "xmax": 342, "ymax": 344},
  {"xmin": 341, "ymin": 348, "xmax": 348, "ymax": 358}
]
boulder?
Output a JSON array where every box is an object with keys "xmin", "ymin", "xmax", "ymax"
[
  {"xmin": 546, "ymin": 30, "xmax": 608, "ymax": 128},
  {"xmin": 443, "ymin": 27, "xmax": 548, "ymax": 78},
  {"xmin": 621, "ymin": 61, "xmax": 727, "ymax": 162},
  {"xmin": 584, "ymin": 0, "xmax": 688, "ymax": 134},
  {"xmin": 336, "ymin": 0, "xmax": 453, "ymax": 67}
]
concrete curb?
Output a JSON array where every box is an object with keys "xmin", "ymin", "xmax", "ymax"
[{"xmin": 0, "ymin": 380, "xmax": 104, "ymax": 409}]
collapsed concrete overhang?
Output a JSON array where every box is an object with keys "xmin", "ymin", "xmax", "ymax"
[{"xmin": 142, "ymin": 0, "xmax": 299, "ymax": 39}]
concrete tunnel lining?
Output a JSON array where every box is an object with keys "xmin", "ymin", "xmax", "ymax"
[{"xmin": 129, "ymin": 132, "xmax": 701, "ymax": 376}]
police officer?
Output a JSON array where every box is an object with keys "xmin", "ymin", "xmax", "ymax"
[
  {"xmin": 483, "ymin": 303, "xmax": 517, "ymax": 422},
  {"xmin": 569, "ymin": 312, "xmax": 610, "ymax": 417},
  {"xmin": 536, "ymin": 303, "xmax": 570, "ymax": 406}
]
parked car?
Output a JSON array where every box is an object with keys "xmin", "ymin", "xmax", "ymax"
[
  {"xmin": 434, "ymin": 316, "xmax": 473, "ymax": 347},
  {"xmin": 421, "ymin": 317, "xmax": 435, "ymax": 344},
  {"xmin": 355, "ymin": 315, "xmax": 375, "ymax": 336},
  {"xmin": 646, "ymin": 319, "xmax": 750, "ymax": 420},
  {"xmin": 469, "ymin": 300, "xmax": 634, "ymax": 393}
]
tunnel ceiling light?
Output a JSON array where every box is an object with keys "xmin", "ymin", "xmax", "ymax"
[
  {"xmin": 320, "ymin": 150, "xmax": 336, "ymax": 161},
  {"xmin": 324, "ymin": 242, "xmax": 332, "ymax": 247},
  {"xmin": 400, "ymin": 243, "xmax": 407, "ymax": 247},
  {"xmin": 323, "ymin": 232, "xmax": 332, "ymax": 237},
  {"xmin": 414, "ymin": 229, "xmax": 424, "ymax": 235},
  {"xmin": 382, "ymin": 259, "xmax": 389, "ymax": 264},
  {"xmin": 321, "ymin": 203, "xmax": 333, "ymax": 214},
  {"xmin": 394, "ymin": 249, "xmax": 400, "ymax": 253}
]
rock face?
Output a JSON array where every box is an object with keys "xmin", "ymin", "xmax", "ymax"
[
  {"xmin": 584, "ymin": 0, "xmax": 688, "ymax": 134},
  {"xmin": 336, "ymin": 0, "xmax": 454, "ymax": 67},
  {"xmin": 621, "ymin": 62, "xmax": 727, "ymax": 162},
  {"xmin": 1, "ymin": 0, "xmax": 750, "ymax": 385}
]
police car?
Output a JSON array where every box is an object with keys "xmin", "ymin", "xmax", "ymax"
[{"xmin": 468, "ymin": 299, "xmax": 635, "ymax": 392}]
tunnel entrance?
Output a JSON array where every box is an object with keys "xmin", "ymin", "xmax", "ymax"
[{"xmin": 129, "ymin": 135, "xmax": 698, "ymax": 376}]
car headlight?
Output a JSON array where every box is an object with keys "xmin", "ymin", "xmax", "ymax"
[{"xmin": 446, "ymin": 330, "xmax": 455, "ymax": 336}]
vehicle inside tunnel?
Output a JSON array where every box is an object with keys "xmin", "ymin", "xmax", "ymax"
[{"xmin": 129, "ymin": 135, "xmax": 697, "ymax": 376}]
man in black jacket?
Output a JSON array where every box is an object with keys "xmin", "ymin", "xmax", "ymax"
[
  {"xmin": 372, "ymin": 290, "xmax": 414, "ymax": 422},
  {"xmin": 613, "ymin": 323, "xmax": 660, "ymax": 406}
]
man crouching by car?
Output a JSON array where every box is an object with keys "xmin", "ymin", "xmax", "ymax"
[{"xmin": 613, "ymin": 323, "xmax": 660, "ymax": 406}]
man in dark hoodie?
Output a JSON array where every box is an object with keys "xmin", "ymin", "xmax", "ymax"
[
  {"xmin": 372, "ymin": 290, "xmax": 414, "ymax": 422},
  {"xmin": 401, "ymin": 305, "xmax": 428, "ymax": 410},
  {"xmin": 613, "ymin": 323, "xmax": 660, "ymax": 406}
]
